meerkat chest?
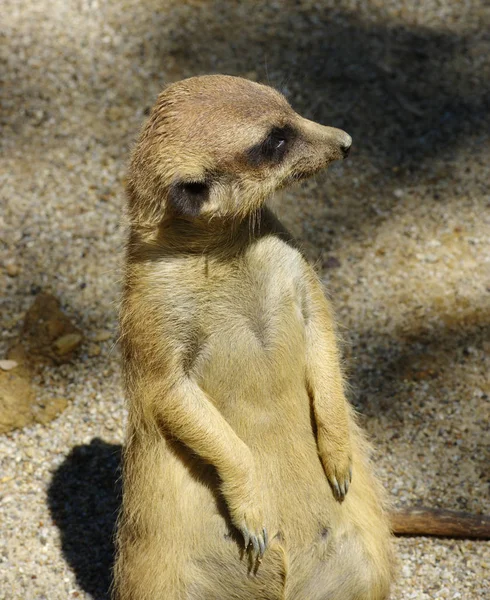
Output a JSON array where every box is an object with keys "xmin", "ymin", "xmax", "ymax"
[
  {"xmin": 190, "ymin": 237, "xmax": 309, "ymax": 392},
  {"xmin": 238, "ymin": 237, "xmax": 308, "ymax": 340}
]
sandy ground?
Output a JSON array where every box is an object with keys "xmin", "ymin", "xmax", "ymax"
[{"xmin": 1, "ymin": 1, "xmax": 489, "ymax": 598}]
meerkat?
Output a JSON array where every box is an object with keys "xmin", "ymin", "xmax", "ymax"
[{"xmin": 114, "ymin": 75, "xmax": 395, "ymax": 600}]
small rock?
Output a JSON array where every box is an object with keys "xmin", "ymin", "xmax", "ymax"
[
  {"xmin": 5, "ymin": 263, "xmax": 19, "ymax": 277},
  {"xmin": 0, "ymin": 371, "xmax": 36, "ymax": 434},
  {"xmin": 0, "ymin": 369, "xmax": 70, "ymax": 433},
  {"xmin": 8, "ymin": 293, "xmax": 84, "ymax": 369},
  {"xmin": 0, "ymin": 360, "xmax": 18, "ymax": 371},
  {"xmin": 53, "ymin": 333, "xmax": 83, "ymax": 356},
  {"xmin": 93, "ymin": 330, "xmax": 111, "ymax": 342}
]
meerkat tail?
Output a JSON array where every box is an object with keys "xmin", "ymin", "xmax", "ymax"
[{"xmin": 390, "ymin": 507, "xmax": 490, "ymax": 539}]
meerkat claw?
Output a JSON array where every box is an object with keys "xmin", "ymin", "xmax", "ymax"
[
  {"xmin": 332, "ymin": 477, "xmax": 342, "ymax": 501},
  {"xmin": 242, "ymin": 527, "xmax": 250, "ymax": 551},
  {"xmin": 339, "ymin": 481, "xmax": 345, "ymax": 498},
  {"xmin": 258, "ymin": 535, "xmax": 265, "ymax": 558},
  {"xmin": 251, "ymin": 535, "xmax": 259, "ymax": 556},
  {"xmin": 263, "ymin": 527, "xmax": 269, "ymax": 548}
]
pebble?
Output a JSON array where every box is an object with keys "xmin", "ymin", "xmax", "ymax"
[
  {"xmin": 0, "ymin": 360, "xmax": 18, "ymax": 371},
  {"xmin": 92, "ymin": 331, "xmax": 112, "ymax": 342},
  {"xmin": 53, "ymin": 334, "xmax": 83, "ymax": 356},
  {"xmin": 5, "ymin": 264, "xmax": 19, "ymax": 277}
]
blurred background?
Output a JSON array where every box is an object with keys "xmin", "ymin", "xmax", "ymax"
[{"xmin": 1, "ymin": 1, "xmax": 489, "ymax": 599}]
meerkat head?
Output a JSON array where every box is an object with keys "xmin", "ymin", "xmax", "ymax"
[{"xmin": 127, "ymin": 75, "xmax": 352, "ymax": 228}]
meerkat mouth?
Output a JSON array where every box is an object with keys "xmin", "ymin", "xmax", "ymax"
[{"xmin": 284, "ymin": 166, "xmax": 324, "ymax": 185}]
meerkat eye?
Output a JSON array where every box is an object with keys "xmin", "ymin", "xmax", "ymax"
[
  {"xmin": 271, "ymin": 131, "xmax": 286, "ymax": 149},
  {"xmin": 273, "ymin": 137, "xmax": 286, "ymax": 150},
  {"xmin": 247, "ymin": 125, "xmax": 294, "ymax": 166},
  {"xmin": 168, "ymin": 180, "xmax": 210, "ymax": 217},
  {"xmin": 262, "ymin": 127, "xmax": 291, "ymax": 161}
]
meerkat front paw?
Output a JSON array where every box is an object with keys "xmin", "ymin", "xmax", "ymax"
[
  {"xmin": 236, "ymin": 504, "xmax": 268, "ymax": 560},
  {"xmin": 317, "ymin": 433, "xmax": 352, "ymax": 502},
  {"xmin": 221, "ymin": 467, "xmax": 268, "ymax": 559}
]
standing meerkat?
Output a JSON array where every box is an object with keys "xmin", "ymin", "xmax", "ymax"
[{"xmin": 114, "ymin": 75, "xmax": 394, "ymax": 600}]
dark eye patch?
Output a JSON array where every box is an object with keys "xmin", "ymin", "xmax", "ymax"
[
  {"xmin": 168, "ymin": 179, "xmax": 210, "ymax": 217},
  {"xmin": 246, "ymin": 125, "xmax": 295, "ymax": 167}
]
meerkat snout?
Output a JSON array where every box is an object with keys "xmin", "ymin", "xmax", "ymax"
[{"xmin": 321, "ymin": 127, "xmax": 352, "ymax": 160}]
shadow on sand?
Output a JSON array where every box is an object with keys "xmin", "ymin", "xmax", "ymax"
[{"xmin": 47, "ymin": 439, "xmax": 122, "ymax": 600}]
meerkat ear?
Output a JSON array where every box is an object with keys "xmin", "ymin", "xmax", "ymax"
[{"xmin": 168, "ymin": 180, "xmax": 210, "ymax": 217}]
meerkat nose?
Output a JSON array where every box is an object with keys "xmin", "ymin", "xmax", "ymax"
[{"xmin": 340, "ymin": 134, "xmax": 352, "ymax": 159}]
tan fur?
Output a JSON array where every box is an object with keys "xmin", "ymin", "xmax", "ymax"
[{"xmin": 114, "ymin": 75, "xmax": 395, "ymax": 600}]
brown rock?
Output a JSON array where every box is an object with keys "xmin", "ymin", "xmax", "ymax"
[
  {"xmin": 53, "ymin": 333, "xmax": 83, "ymax": 356},
  {"xmin": 6, "ymin": 263, "xmax": 19, "ymax": 277},
  {"xmin": 32, "ymin": 397, "xmax": 68, "ymax": 426},
  {"xmin": 92, "ymin": 330, "xmax": 112, "ymax": 342},
  {"xmin": 0, "ymin": 293, "xmax": 79, "ymax": 432},
  {"xmin": 0, "ymin": 371, "xmax": 36, "ymax": 434},
  {"xmin": 0, "ymin": 371, "xmax": 70, "ymax": 433},
  {"xmin": 7, "ymin": 293, "xmax": 84, "ymax": 370}
]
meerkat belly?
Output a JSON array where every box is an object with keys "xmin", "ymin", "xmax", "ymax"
[
  {"xmin": 196, "ymin": 295, "xmax": 316, "ymax": 455},
  {"xmin": 194, "ymin": 253, "xmax": 310, "ymax": 435},
  {"xmin": 188, "ymin": 245, "xmax": 332, "ymax": 538}
]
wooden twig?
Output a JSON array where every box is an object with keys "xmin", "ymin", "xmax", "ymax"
[{"xmin": 390, "ymin": 507, "xmax": 490, "ymax": 540}]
